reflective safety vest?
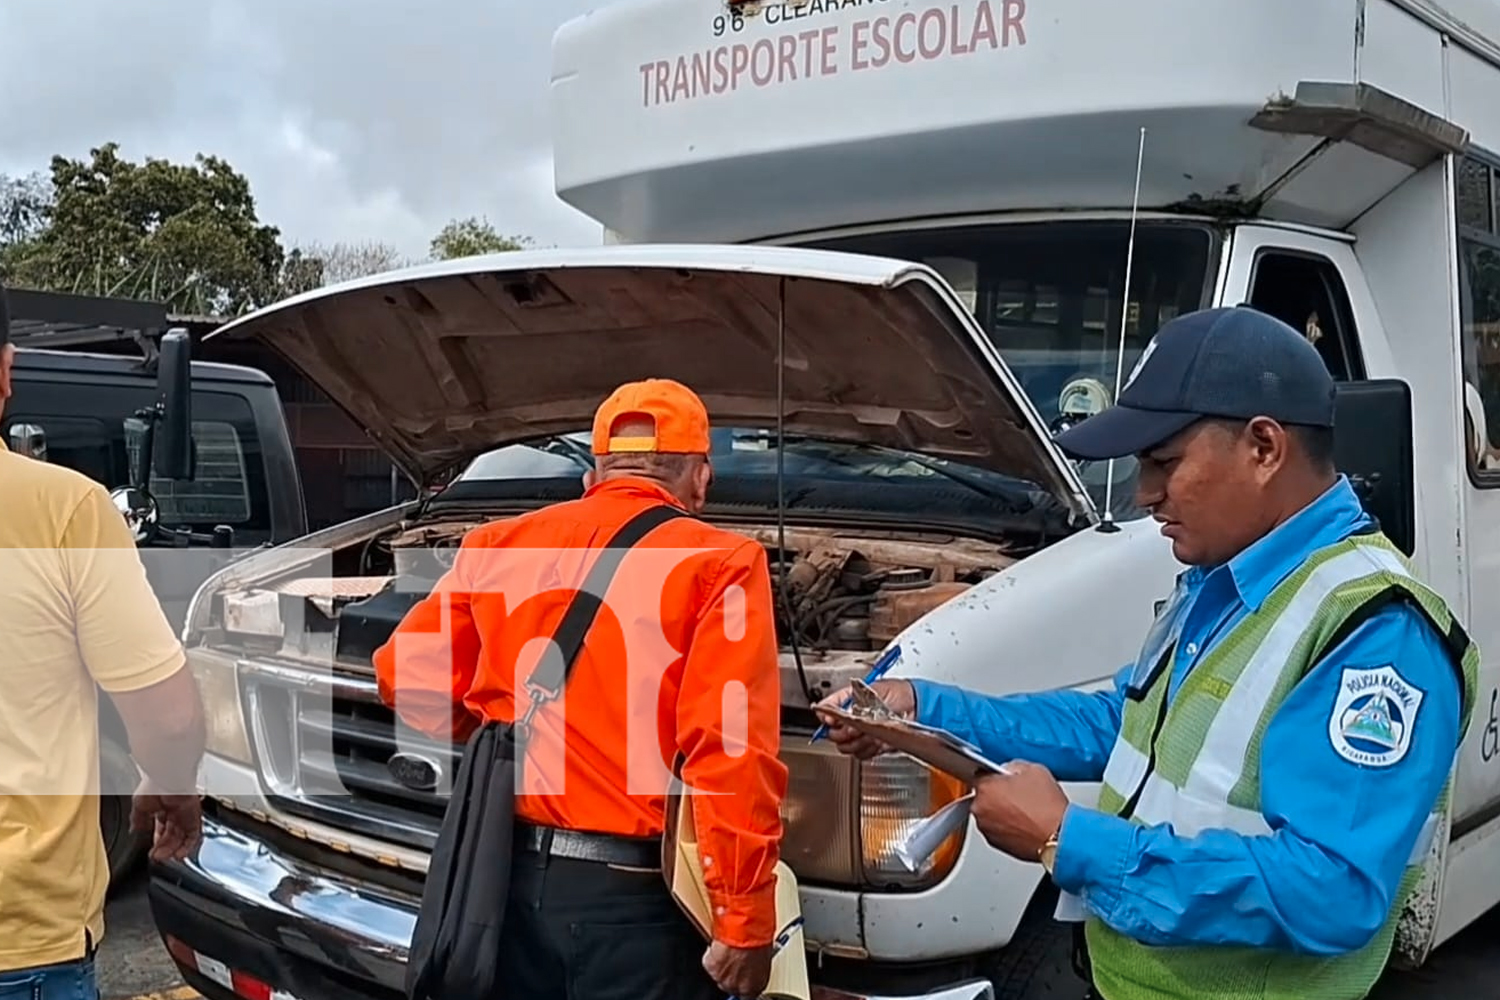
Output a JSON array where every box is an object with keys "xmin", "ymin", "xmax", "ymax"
[{"xmin": 1085, "ymin": 530, "xmax": 1480, "ymax": 1000}]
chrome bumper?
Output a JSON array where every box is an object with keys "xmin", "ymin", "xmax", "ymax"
[
  {"xmin": 149, "ymin": 813, "xmax": 994, "ymax": 1000},
  {"xmin": 147, "ymin": 815, "xmax": 414, "ymax": 999},
  {"xmin": 830, "ymin": 986, "xmax": 994, "ymax": 1000}
]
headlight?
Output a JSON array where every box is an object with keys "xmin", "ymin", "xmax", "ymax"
[
  {"xmin": 189, "ymin": 646, "xmax": 253, "ymax": 765},
  {"xmin": 860, "ymin": 753, "xmax": 967, "ymax": 888},
  {"xmin": 779, "ymin": 735, "xmax": 967, "ymax": 891}
]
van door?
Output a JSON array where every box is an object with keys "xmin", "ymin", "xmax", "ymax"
[
  {"xmin": 1218, "ymin": 224, "xmax": 1452, "ymax": 570},
  {"xmin": 1218, "ymin": 226, "xmax": 1371, "ymax": 381},
  {"xmin": 1219, "ymin": 216, "xmax": 1500, "ymax": 965},
  {"xmin": 1453, "ymin": 154, "xmax": 1500, "ymax": 840},
  {"xmin": 1219, "ymin": 221, "xmax": 1500, "ymax": 820}
]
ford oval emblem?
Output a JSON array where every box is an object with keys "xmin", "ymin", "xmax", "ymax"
[{"xmin": 388, "ymin": 752, "xmax": 443, "ymax": 792}]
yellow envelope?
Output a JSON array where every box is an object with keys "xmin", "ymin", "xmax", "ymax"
[{"xmin": 663, "ymin": 782, "xmax": 810, "ymax": 1000}]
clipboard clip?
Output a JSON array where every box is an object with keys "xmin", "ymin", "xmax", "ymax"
[{"xmin": 847, "ymin": 679, "xmax": 901, "ymax": 721}]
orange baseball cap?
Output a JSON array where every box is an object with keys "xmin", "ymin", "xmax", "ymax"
[{"xmin": 591, "ymin": 378, "xmax": 712, "ymax": 455}]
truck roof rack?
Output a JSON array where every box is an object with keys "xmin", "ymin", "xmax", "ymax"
[{"xmin": 5, "ymin": 289, "xmax": 215, "ymax": 366}]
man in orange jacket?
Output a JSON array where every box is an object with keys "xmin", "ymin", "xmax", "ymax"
[{"xmin": 373, "ymin": 378, "xmax": 787, "ymax": 1000}]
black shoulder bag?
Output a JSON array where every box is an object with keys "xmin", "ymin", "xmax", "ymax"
[{"xmin": 404, "ymin": 503, "xmax": 688, "ymax": 1000}]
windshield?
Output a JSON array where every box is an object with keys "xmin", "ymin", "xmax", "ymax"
[
  {"xmin": 440, "ymin": 427, "xmax": 1072, "ymax": 544},
  {"xmin": 793, "ymin": 219, "xmax": 1219, "ymax": 518}
]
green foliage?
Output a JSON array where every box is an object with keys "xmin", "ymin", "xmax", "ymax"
[
  {"xmin": 0, "ymin": 171, "xmax": 51, "ymax": 249},
  {"xmin": 3, "ymin": 143, "xmax": 286, "ymax": 316},
  {"xmin": 0, "ymin": 143, "xmax": 539, "ymax": 316},
  {"xmin": 429, "ymin": 215, "xmax": 534, "ymax": 260}
]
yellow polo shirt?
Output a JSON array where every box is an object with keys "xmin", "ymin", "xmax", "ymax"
[{"xmin": 0, "ymin": 439, "xmax": 186, "ymax": 970}]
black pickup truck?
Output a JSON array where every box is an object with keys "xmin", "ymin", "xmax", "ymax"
[{"xmin": 4, "ymin": 333, "xmax": 308, "ymax": 883}]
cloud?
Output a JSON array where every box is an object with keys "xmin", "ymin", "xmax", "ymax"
[{"xmin": 0, "ymin": 0, "xmax": 606, "ymax": 259}]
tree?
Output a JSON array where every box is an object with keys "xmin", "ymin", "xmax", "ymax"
[
  {"xmin": 278, "ymin": 240, "xmax": 413, "ymax": 296},
  {"xmin": 429, "ymin": 216, "xmax": 533, "ymax": 260},
  {"xmin": 4, "ymin": 143, "xmax": 286, "ymax": 316},
  {"xmin": 0, "ymin": 171, "xmax": 52, "ymax": 249}
]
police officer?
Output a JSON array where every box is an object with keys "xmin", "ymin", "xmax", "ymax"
[{"xmin": 816, "ymin": 306, "xmax": 1479, "ymax": 1000}]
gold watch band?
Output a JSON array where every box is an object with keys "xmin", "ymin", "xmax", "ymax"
[{"xmin": 1038, "ymin": 826, "xmax": 1062, "ymax": 872}]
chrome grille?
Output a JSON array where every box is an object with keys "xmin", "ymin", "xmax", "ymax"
[
  {"xmin": 240, "ymin": 662, "xmax": 852, "ymax": 869},
  {"xmin": 242, "ymin": 663, "xmax": 462, "ymax": 850}
]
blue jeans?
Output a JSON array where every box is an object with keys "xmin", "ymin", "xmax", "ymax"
[{"xmin": 0, "ymin": 957, "xmax": 98, "ymax": 1000}]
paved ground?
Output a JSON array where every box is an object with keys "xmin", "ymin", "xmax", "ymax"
[
  {"xmin": 99, "ymin": 866, "xmax": 1500, "ymax": 999},
  {"xmin": 1369, "ymin": 904, "xmax": 1500, "ymax": 998},
  {"xmin": 99, "ymin": 868, "xmax": 191, "ymax": 1000}
]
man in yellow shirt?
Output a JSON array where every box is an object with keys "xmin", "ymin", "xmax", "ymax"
[{"xmin": 0, "ymin": 285, "xmax": 208, "ymax": 998}]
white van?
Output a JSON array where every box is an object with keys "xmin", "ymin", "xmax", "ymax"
[{"xmin": 145, "ymin": 2, "xmax": 1500, "ymax": 999}]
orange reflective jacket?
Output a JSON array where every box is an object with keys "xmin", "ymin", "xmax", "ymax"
[{"xmin": 371, "ymin": 477, "xmax": 787, "ymax": 948}]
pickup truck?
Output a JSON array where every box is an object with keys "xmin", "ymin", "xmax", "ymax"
[{"xmin": 5, "ymin": 333, "xmax": 307, "ymax": 884}]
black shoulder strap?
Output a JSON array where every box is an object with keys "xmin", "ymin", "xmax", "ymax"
[{"xmin": 521, "ymin": 503, "xmax": 689, "ymax": 710}]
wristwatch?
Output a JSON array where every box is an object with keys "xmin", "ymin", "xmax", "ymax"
[{"xmin": 1038, "ymin": 825, "xmax": 1061, "ymax": 873}]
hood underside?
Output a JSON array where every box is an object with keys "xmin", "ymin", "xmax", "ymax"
[{"xmin": 208, "ymin": 245, "xmax": 1096, "ymax": 520}]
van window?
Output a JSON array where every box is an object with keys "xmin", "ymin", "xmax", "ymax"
[
  {"xmin": 1246, "ymin": 251, "xmax": 1365, "ymax": 382},
  {"xmin": 793, "ymin": 219, "xmax": 1219, "ymax": 520},
  {"xmin": 798, "ymin": 221, "xmax": 1216, "ymax": 424},
  {"xmin": 1456, "ymin": 152, "xmax": 1500, "ymax": 482}
]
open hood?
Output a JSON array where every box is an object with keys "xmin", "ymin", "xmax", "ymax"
[{"xmin": 207, "ymin": 244, "xmax": 1098, "ymax": 522}]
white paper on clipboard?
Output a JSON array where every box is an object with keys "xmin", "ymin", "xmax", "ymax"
[{"xmin": 893, "ymin": 790, "xmax": 978, "ymax": 871}]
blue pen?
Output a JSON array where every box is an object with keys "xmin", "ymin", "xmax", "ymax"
[{"xmin": 809, "ymin": 643, "xmax": 902, "ymax": 743}]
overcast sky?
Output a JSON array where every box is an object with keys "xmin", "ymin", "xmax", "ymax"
[{"xmin": 0, "ymin": 0, "xmax": 606, "ymax": 260}]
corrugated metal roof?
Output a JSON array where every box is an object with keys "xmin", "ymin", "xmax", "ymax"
[{"xmin": 6, "ymin": 288, "xmax": 170, "ymax": 349}]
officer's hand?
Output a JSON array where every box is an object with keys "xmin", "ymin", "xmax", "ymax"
[
  {"xmin": 971, "ymin": 761, "xmax": 1070, "ymax": 861},
  {"xmin": 703, "ymin": 939, "xmax": 773, "ymax": 998},
  {"xmin": 813, "ymin": 679, "xmax": 917, "ymax": 759}
]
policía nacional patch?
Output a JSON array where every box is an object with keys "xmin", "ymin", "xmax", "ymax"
[{"xmin": 1328, "ymin": 665, "xmax": 1425, "ymax": 768}]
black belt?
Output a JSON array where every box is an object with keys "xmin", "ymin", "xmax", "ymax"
[{"xmin": 516, "ymin": 823, "xmax": 662, "ymax": 869}]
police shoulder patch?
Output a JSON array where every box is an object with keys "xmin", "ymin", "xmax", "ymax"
[{"xmin": 1328, "ymin": 665, "xmax": 1425, "ymax": 768}]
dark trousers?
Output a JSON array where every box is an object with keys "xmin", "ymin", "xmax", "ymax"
[{"xmin": 499, "ymin": 848, "xmax": 723, "ymax": 1000}]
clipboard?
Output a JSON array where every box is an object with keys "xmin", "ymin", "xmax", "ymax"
[
  {"xmin": 812, "ymin": 702, "xmax": 1014, "ymax": 784},
  {"xmin": 662, "ymin": 768, "xmax": 811, "ymax": 1000}
]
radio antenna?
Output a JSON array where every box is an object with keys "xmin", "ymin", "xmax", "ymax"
[
  {"xmin": 1099, "ymin": 126, "xmax": 1147, "ymax": 534},
  {"xmin": 776, "ymin": 276, "xmax": 814, "ymax": 702}
]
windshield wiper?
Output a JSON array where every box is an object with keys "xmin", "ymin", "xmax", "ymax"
[{"xmin": 766, "ymin": 434, "xmax": 1038, "ymax": 514}]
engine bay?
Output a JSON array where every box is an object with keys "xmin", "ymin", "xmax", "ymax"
[
  {"xmin": 351, "ymin": 517, "xmax": 1017, "ymax": 655},
  {"xmin": 215, "ymin": 513, "xmax": 1020, "ymax": 709}
]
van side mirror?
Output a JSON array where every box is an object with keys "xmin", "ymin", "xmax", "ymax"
[
  {"xmin": 1333, "ymin": 379, "xmax": 1415, "ymax": 556},
  {"xmin": 153, "ymin": 329, "xmax": 193, "ymax": 480}
]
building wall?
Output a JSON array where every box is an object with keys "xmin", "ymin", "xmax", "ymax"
[{"xmin": 191, "ymin": 339, "xmax": 420, "ymax": 531}]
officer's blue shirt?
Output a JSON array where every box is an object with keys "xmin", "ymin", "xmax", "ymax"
[{"xmin": 909, "ymin": 476, "xmax": 1464, "ymax": 955}]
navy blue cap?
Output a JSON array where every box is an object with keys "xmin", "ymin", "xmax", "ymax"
[
  {"xmin": 1054, "ymin": 306, "xmax": 1335, "ymax": 461},
  {"xmin": 0, "ymin": 284, "xmax": 8, "ymax": 347}
]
